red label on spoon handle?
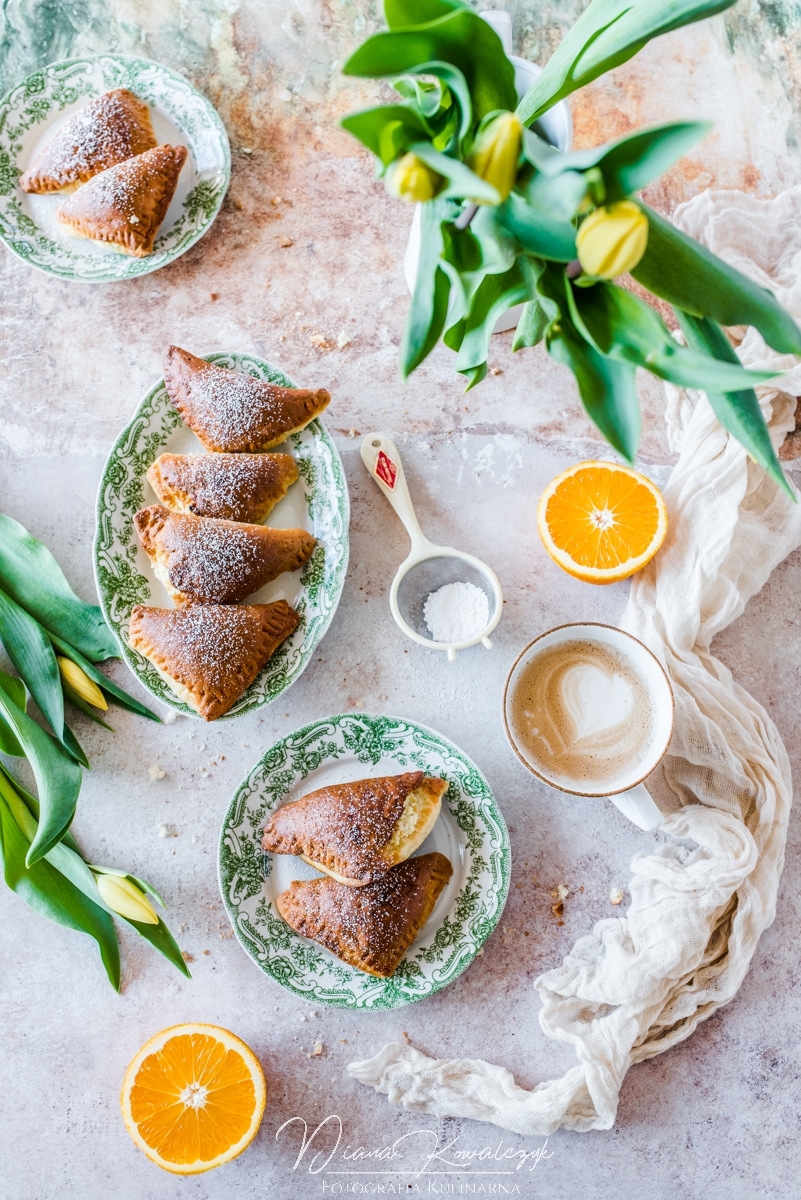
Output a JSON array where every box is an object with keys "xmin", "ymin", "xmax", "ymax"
[{"xmin": 375, "ymin": 450, "xmax": 397, "ymax": 490}]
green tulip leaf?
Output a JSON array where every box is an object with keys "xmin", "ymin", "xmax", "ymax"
[
  {"xmin": 120, "ymin": 891, "xmax": 191, "ymax": 979},
  {"xmin": 569, "ymin": 281, "xmax": 781, "ymax": 392},
  {"xmin": 523, "ymin": 122, "xmax": 710, "ymax": 206},
  {"xmin": 517, "ymin": 0, "xmax": 739, "ymax": 124},
  {"xmin": 513, "ymin": 298, "xmax": 550, "ymax": 351},
  {"xmin": 0, "ymin": 778, "xmax": 120, "ymax": 990},
  {"xmin": 632, "ymin": 204, "xmax": 801, "ymax": 354},
  {"xmin": 48, "ymin": 632, "xmax": 160, "ymax": 722},
  {"xmin": 0, "ymin": 515, "xmax": 118, "ymax": 661},
  {"xmin": 447, "ymin": 260, "xmax": 534, "ymax": 386},
  {"xmin": 547, "ymin": 320, "xmax": 641, "ymax": 462},
  {"xmin": 499, "ymin": 192, "xmax": 577, "ymax": 262},
  {"xmin": 341, "ymin": 105, "xmax": 431, "ymax": 165},
  {"xmin": 0, "ymin": 669, "xmax": 83, "ymax": 866},
  {"xmin": 410, "ymin": 141, "xmax": 500, "ymax": 203},
  {"xmin": 0, "ymin": 585, "xmax": 64, "ymax": 741},
  {"xmin": 676, "ymin": 311, "xmax": 792, "ymax": 497},
  {"xmin": 394, "ymin": 62, "xmax": 473, "ymax": 148},
  {"xmin": 401, "ymin": 200, "xmax": 454, "ymax": 377},
  {"xmin": 384, "ymin": 0, "xmax": 468, "ymax": 29},
  {"xmin": 538, "ymin": 264, "xmax": 640, "ymax": 460},
  {"xmin": 343, "ymin": 9, "xmax": 517, "ymax": 121}
]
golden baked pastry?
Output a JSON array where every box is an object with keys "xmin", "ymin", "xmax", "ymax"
[
  {"xmin": 20, "ymin": 89, "xmax": 156, "ymax": 194},
  {"xmin": 147, "ymin": 452, "xmax": 299, "ymax": 523},
  {"xmin": 276, "ymin": 852, "xmax": 453, "ymax": 977},
  {"xmin": 128, "ymin": 601, "xmax": 299, "ymax": 720},
  {"xmin": 164, "ymin": 346, "xmax": 331, "ymax": 452},
  {"xmin": 262, "ymin": 772, "xmax": 447, "ymax": 886},
  {"xmin": 134, "ymin": 504, "xmax": 316, "ymax": 606},
  {"xmin": 56, "ymin": 144, "xmax": 187, "ymax": 257}
]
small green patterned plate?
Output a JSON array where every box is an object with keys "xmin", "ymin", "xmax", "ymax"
[
  {"xmin": 218, "ymin": 713, "xmax": 511, "ymax": 1009},
  {"xmin": 0, "ymin": 55, "xmax": 230, "ymax": 280},
  {"xmin": 93, "ymin": 352, "xmax": 349, "ymax": 718}
]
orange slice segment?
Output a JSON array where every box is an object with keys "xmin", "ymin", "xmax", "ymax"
[
  {"xmin": 537, "ymin": 461, "xmax": 668, "ymax": 584},
  {"xmin": 121, "ymin": 1024, "xmax": 266, "ymax": 1175}
]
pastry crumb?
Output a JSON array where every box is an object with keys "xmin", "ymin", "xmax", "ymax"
[
  {"xmin": 553, "ymin": 884, "xmax": 569, "ymax": 901},
  {"xmin": 348, "ymin": 428, "xmax": 360, "ymax": 437},
  {"xmin": 162, "ymin": 709, "xmax": 177, "ymax": 724},
  {"xmin": 209, "ymin": 292, "xmax": 219, "ymax": 301},
  {"xmin": 279, "ymin": 235, "xmax": 294, "ymax": 247},
  {"xmin": 148, "ymin": 764, "xmax": 166, "ymax": 780},
  {"xmin": 310, "ymin": 332, "xmax": 329, "ymax": 348},
  {"xmin": 610, "ymin": 887, "xmax": 625, "ymax": 905},
  {"xmin": 337, "ymin": 331, "xmax": 352, "ymax": 349},
  {"xmin": 156, "ymin": 823, "xmax": 171, "ymax": 838},
  {"xmin": 551, "ymin": 902, "xmax": 564, "ymax": 917},
  {"xmin": 309, "ymin": 1041, "xmax": 324, "ymax": 1057},
  {"xmin": 182, "ymin": 951, "xmax": 194, "ymax": 963},
  {"xmin": 490, "ymin": 367, "xmax": 503, "ymax": 375}
]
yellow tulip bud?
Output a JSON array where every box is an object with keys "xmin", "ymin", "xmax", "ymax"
[
  {"xmin": 387, "ymin": 153, "xmax": 442, "ymax": 203},
  {"xmin": 96, "ymin": 874, "xmax": 158, "ymax": 925},
  {"xmin": 468, "ymin": 112, "xmax": 522, "ymax": 204},
  {"xmin": 575, "ymin": 201, "xmax": 649, "ymax": 279},
  {"xmin": 57, "ymin": 656, "xmax": 108, "ymax": 710}
]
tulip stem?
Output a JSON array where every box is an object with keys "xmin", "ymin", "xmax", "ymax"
[{"xmin": 455, "ymin": 202, "xmax": 478, "ymax": 231}]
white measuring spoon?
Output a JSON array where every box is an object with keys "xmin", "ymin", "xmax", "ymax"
[{"xmin": 361, "ymin": 432, "xmax": 503, "ymax": 661}]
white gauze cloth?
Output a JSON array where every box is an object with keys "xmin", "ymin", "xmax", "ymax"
[{"xmin": 348, "ymin": 186, "xmax": 801, "ymax": 1134}]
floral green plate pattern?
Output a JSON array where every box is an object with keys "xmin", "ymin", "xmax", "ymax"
[
  {"xmin": 0, "ymin": 55, "xmax": 230, "ymax": 280},
  {"xmin": 93, "ymin": 353, "xmax": 349, "ymax": 718},
  {"xmin": 219, "ymin": 713, "xmax": 511, "ymax": 1009}
]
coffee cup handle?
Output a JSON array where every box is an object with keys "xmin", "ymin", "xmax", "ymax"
[{"xmin": 610, "ymin": 784, "xmax": 663, "ymax": 832}]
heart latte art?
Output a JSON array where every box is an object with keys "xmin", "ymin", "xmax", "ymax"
[{"xmin": 510, "ymin": 639, "xmax": 655, "ymax": 788}]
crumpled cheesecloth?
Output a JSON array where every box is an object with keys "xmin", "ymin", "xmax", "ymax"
[{"xmin": 348, "ymin": 185, "xmax": 801, "ymax": 1134}]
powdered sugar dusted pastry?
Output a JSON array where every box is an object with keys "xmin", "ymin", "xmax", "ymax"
[
  {"xmin": 128, "ymin": 601, "xmax": 299, "ymax": 720},
  {"xmin": 20, "ymin": 89, "xmax": 156, "ymax": 194},
  {"xmin": 147, "ymin": 452, "xmax": 299, "ymax": 523},
  {"xmin": 262, "ymin": 772, "xmax": 447, "ymax": 886},
  {"xmin": 275, "ymin": 852, "xmax": 453, "ymax": 977},
  {"xmin": 164, "ymin": 346, "xmax": 331, "ymax": 452},
  {"xmin": 56, "ymin": 144, "xmax": 187, "ymax": 257},
  {"xmin": 134, "ymin": 504, "xmax": 316, "ymax": 606}
]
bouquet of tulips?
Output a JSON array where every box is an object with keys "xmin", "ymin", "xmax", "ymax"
[
  {"xmin": 342, "ymin": 0, "xmax": 801, "ymax": 493},
  {"xmin": 0, "ymin": 515, "xmax": 187, "ymax": 988}
]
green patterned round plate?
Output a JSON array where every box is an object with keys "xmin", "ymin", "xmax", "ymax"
[
  {"xmin": 93, "ymin": 353, "xmax": 349, "ymax": 718},
  {"xmin": 218, "ymin": 713, "xmax": 511, "ymax": 1008},
  {"xmin": 0, "ymin": 55, "xmax": 230, "ymax": 280}
]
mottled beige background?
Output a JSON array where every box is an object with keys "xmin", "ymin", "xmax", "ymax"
[{"xmin": 1, "ymin": 3, "xmax": 800, "ymax": 1198}]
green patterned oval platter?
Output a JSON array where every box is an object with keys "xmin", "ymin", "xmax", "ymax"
[
  {"xmin": 219, "ymin": 713, "xmax": 511, "ymax": 1009},
  {"xmin": 93, "ymin": 352, "xmax": 349, "ymax": 718},
  {"xmin": 0, "ymin": 55, "xmax": 230, "ymax": 280}
]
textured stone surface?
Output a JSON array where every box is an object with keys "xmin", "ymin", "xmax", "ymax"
[{"xmin": 1, "ymin": 3, "xmax": 801, "ymax": 1198}]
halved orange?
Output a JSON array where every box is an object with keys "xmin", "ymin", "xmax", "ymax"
[
  {"xmin": 121, "ymin": 1024, "xmax": 266, "ymax": 1175},
  {"xmin": 537, "ymin": 461, "xmax": 668, "ymax": 584}
]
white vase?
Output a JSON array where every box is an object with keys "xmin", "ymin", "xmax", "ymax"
[{"xmin": 403, "ymin": 9, "xmax": 573, "ymax": 335}]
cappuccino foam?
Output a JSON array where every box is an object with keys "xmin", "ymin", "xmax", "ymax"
[{"xmin": 510, "ymin": 639, "xmax": 655, "ymax": 789}]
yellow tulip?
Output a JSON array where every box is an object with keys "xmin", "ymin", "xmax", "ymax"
[
  {"xmin": 468, "ymin": 112, "xmax": 522, "ymax": 204},
  {"xmin": 57, "ymin": 656, "xmax": 108, "ymax": 711},
  {"xmin": 575, "ymin": 201, "xmax": 649, "ymax": 278},
  {"xmin": 387, "ymin": 153, "xmax": 442, "ymax": 203},
  {"xmin": 96, "ymin": 874, "xmax": 158, "ymax": 925}
]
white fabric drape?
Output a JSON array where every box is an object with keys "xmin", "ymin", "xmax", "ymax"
[{"xmin": 348, "ymin": 187, "xmax": 801, "ymax": 1134}]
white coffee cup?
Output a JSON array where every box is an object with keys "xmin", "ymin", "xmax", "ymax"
[{"xmin": 502, "ymin": 623, "xmax": 673, "ymax": 831}]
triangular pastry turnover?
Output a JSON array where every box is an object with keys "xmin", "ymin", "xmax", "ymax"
[
  {"xmin": 128, "ymin": 601, "xmax": 299, "ymax": 720},
  {"xmin": 164, "ymin": 346, "xmax": 331, "ymax": 452},
  {"xmin": 147, "ymin": 452, "xmax": 299, "ymax": 523},
  {"xmin": 262, "ymin": 772, "xmax": 447, "ymax": 886},
  {"xmin": 56, "ymin": 144, "xmax": 187, "ymax": 257},
  {"xmin": 134, "ymin": 505, "xmax": 317, "ymax": 606},
  {"xmin": 276, "ymin": 852, "xmax": 453, "ymax": 977},
  {"xmin": 20, "ymin": 89, "xmax": 156, "ymax": 194}
]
